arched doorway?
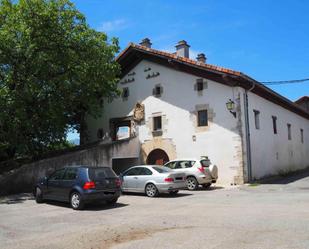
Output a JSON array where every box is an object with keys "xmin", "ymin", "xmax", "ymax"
[{"xmin": 146, "ymin": 149, "xmax": 169, "ymax": 165}]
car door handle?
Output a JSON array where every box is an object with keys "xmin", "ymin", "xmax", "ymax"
[{"xmin": 134, "ymin": 177, "xmax": 138, "ymax": 179}]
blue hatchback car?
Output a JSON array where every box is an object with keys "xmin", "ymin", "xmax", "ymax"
[{"xmin": 34, "ymin": 166, "xmax": 121, "ymax": 210}]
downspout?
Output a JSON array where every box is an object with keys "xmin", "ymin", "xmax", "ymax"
[{"xmin": 244, "ymin": 81, "xmax": 255, "ymax": 182}]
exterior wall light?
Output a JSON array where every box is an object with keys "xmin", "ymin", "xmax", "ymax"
[{"xmin": 226, "ymin": 99, "xmax": 236, "ymax": 118}]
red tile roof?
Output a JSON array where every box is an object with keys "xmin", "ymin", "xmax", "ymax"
[
  {"xmin": 295, "ymin": 96, "xmax": 309, "ymax": 104},
  {"xmin": 117, "ymin": 43, "xmax": 244, "ymax": 77}
]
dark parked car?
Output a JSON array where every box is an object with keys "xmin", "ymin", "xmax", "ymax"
[{"xmin": 34, "ymin": 166, "xmax": 121, "ymax": 210}]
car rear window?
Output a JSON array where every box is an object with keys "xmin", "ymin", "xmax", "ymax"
[
  {"xmin": 152, "ymin": 166, "xmax": 171, "ymax": 173},
  {"xmin": 89, "ymin": 167, "xmax": 116, "ymax": 179}
]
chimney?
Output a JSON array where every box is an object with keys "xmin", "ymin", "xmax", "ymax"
[
  {"xmin": 175, "ymin": 40, "xmax": 190, "ymax": 58},
  {"xmin": 139, "ymin": 38, "xmax": 152, "ymax": 48},
  {"xmin": 196, "ymin": 53, "xmax": 207, "ymax": 64}
]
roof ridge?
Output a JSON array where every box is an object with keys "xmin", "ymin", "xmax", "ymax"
[{"xmin": 129, "ymin": 43, "xmax": 243, "ymax": 77}]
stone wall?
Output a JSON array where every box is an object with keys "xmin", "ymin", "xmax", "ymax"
[{"xmin": 0, "ymin": 137, "xmax": 140, "ymax": 196}]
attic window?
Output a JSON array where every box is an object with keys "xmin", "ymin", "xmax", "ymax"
[{"xmin": 122, "ymin": 87, "xmax": 129, "ymax": 100}]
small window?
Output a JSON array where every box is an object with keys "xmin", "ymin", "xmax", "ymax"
[
  {"xmin": 122, "ymin": 87, "xmax": 129, "ymax": 99},
  {"xmin": 253, "ymin": 110, "xmax": 260, "ymax": 130},
  {"xmin": 153, "ymin": 85, "xmax": 163, "ymax": 97},
  {"xmin": 272, "ymin": 116, "xmax": 277, "ymax": 134},
  {"xmin": 300, "ymin": 129, "xmax": 304, "ymax": 143},
  {"xmin": 287, "ymin": 123, "xmax": 292, "ymax": 140},
  {"xmin": 197, "ymin": 110, "xmax": 208, "ymax": 126},
  {"xmin": 197, "ymin": 80, "xmax": 203, "ymax": 91},
  {"xmin": 153, "ymin": 116, "xmax": 162, "ymax": 131},
  {"xmin": 155, "ymin": 86, "xmax": 161, "ymax": 95}
]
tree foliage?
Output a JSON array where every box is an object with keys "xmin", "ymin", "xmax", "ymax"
[{"xmin": 0, "ymin": 0, "xmax": 120, "ymax": 159}]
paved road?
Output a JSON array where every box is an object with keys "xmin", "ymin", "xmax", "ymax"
[{"xmin": 1, "ymin": 175, "xmax": 309, "ymax": 249}]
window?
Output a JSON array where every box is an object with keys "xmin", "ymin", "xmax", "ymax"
[
  {"xmin": 253, "ymin": 110, "xmax": 260, "ymax": 129},
  {"xmin": 63, "ymin": 168, "xmax": 78, "ymax": 180},
  {"xmin": 152, "ymin": 166, "xmax": 171, "ymax": 173},
  {"xmin": 164, "ymin": 161, "xmax": 177, "ymax": 169},
  {"xmin": 197, "ymin": 110, "xmax": 208, "ymax": 126},
  {"xmin": 49, "ymin": 168, "xmax": 66, "ymax": 180},
  {"xmin": 89, "ymin": 167, "xmax": 116, "ymax": 179},
  {"xmin": 272, "ymin": 116, "xmax": 277, "ymax": 134},
  {"xmin": 124, "ymin": 167, "xmax": 140, "ymax": 176},
  {"xmin": 175, "ymin": 161, "xmax": 196, "ymax": 169},
  {"xmin": 197, "ymin": 79, "xmax": 203, "ymax": 91},
  {"xmin": 153, "ymin": 116, "xmax": 162, "ymax": 131},
  {"xmin": 122, "ymin": 87, "xmax": 129, "ymax": 100},
  {"xmin": 287, "ymin": 123, "xmax": 292, "ymax": 140},
  {"xmin": 301, "ymin": 129, "xmax": 304, "ymax": 143},
  {"xmin": 155, "ymin": 86, "xmax": 161, "ymax": 95},
  {"xmin": 139, "ymin": 167, "xmax": 153, "ymax": 175},
  {"xmin": 153, "ymin": 85, "xmax": 163, "ymax": 97}
]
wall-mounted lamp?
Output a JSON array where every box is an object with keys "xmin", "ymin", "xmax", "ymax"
[{"xmin": 226, "ymin": 99, "xmax": 236, "ymax": 118}]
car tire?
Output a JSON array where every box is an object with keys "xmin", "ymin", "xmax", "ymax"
[
  {"xmin": 169, "ymin": 190, "xmax": 179, "ymax": 195},
  {"xmin": 145, "ymin": 183, "xmax": 158, "ymax": 197},
  {"xmin": 202, "ymin": 183, "xmax": 211, "ymax": 189},
  {"xmin": 106, "ymin": 198, "xmax": 118, "ymax": 205},
  {"xmin": 35, "ymin": 187, "xmax": 44, "ymax": 203},
  {"xmin": 70, "ymin": 192, "xmax": 84, "ymax": 210},
  {"xmin": 186, "ymin": 177, "xmax": 199, "ymax": 190}
]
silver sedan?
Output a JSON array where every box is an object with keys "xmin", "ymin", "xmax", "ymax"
[{"xmin": 120, "ymin": 165, "xmax": 186, "ymax": 197}]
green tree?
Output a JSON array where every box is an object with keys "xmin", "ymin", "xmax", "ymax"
[{"xmin": 0, "ymin": 0, "xmax": 120, "ymax": 159}]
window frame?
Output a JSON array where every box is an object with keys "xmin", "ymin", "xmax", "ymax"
[{"xmin": 197, "ymin": 110, "xmax": 208, "ymax": 127}]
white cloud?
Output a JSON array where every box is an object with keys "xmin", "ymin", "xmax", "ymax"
[{"xmin": 97, "ymin": 19, "xmax": 128, "ymax": 32}]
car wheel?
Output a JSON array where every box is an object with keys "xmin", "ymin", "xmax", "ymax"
[
  {"xmin": 202, "ymin": 183, "xmax": 211, "ymax": 189},
  {"xmin": 70, "ymin": 192, "xmax": 84, "ymax": 210},
  {"xmin": 169, "ymin": 190, "xmax": 179, "ymax": 195},
  {"xmin": 145, "ymin": 183, "xmax": 158, "ymax": 197},
  {"xmin": 35, "ymin": 187, "xmax": 44, "ymax": 203},
  {"xmin": 186, "ymin": 177, "xmax": 198, "ymax": 190},
  {"xmin": 106, "ymin": 198, "xmax": 118, "ymax": 205}
]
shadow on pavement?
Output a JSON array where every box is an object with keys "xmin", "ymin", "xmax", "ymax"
[
  {"xmin": 122, "ymin": 192, "xmax": 193, "ymax": 198},
  {"xmin": 0, "ymin": 193, "xmax": 34, "ymax": 205},
  {"xmin": 255, "ymin": 168, "xmax": 309, "ymax": 185},
  {"xmin": 43, "ymin": 200, "xmax": 129, "ymax": 211},
  {"xmin": 193, "ymin": 186, "xmax": 225, "ymax": 191}
]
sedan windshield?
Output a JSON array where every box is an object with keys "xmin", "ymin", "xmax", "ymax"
[{"xmin": 152, "ymin": 166, "xmax": 171, "ymax": 173}]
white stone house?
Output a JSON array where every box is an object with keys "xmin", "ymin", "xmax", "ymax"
[{"xmin": 86, "ymin": 38, "xmax": 309, "ymax": 185}]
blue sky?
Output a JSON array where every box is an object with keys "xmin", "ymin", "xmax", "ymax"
[{"xmin": 68, "ymin": 0, "xmax": 309, "ymax": 141}]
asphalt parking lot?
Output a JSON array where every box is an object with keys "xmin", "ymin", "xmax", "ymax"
[{"xmin": 1, "ymin": 173, "xmax": 309, "ymax": 249}]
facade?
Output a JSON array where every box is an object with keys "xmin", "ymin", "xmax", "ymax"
[{"xmin": 86, "ymin": 39, "xmax": 309, "ymax": 185}]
